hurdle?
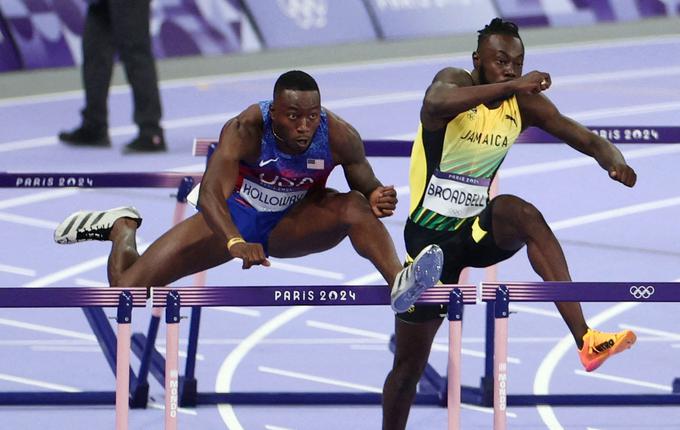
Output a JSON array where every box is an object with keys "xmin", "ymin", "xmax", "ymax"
[
  {"xmin": 0, "ymin": 287, "xmax": 147, "ymax": 429},
  {"xmin": 482, "ymin": 282, "xmax": 680, "ymax": 429},
  {"xmin": 151, "ymin": 285, "xmax": 476, "ymax": 428}
]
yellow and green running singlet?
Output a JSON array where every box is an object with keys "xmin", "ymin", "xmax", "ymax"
[{"xmin": 408, "ymin": 96, "xmax": 522, "ymax": 231}]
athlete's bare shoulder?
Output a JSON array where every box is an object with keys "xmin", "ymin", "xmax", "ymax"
[
  {"xmin": 234, "ymin": 103, "xmax": 264, "ymax": 130},
  {"xmin": 325, "ymin": 108, "xmax": 364, "ymax": 166},
  {"xmin": 430, "ymin": 67, "xmax": 474, "ymax": 87},
  {"xmin": 218, "ymin": 103, "xmax": 264, "ymax": 161}
]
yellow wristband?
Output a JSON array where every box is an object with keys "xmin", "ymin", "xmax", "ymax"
[{"xmin": 227, "ymin": 237, "xmax": 245, "ymax": 251}]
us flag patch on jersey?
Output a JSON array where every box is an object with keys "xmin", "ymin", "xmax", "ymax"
[{"xmin": 306, "ymin": 158, "xmax": 325, "ymax": 170}]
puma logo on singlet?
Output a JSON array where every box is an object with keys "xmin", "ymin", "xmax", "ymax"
[
  {"xmin": 259, "ymin": 157, "xmax": 279, "ymax": 167},
  {"xmin": 505, "ymin": 114, "xmax": 517, "ymax": 127}
]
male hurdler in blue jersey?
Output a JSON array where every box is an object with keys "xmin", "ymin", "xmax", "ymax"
[{"xmin": 54, "ymin": 70, "xmax": 444, "ymax": 313}]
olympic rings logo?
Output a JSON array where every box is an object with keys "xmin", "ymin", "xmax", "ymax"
[
  {"xmin": 629, "ymin": 285, "xmax": 655, "ymax": 299},
  {"xmin": 277, "ymin": 0, "xmax": 328, "ymax": 29}
]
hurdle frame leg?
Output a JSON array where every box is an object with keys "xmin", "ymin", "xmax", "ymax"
[
  {"xmin": 447, "ymin": 289, "xmax": 464, "ymax": 430},
  {"xmin": 115, "ymin": 291, "xmax": 134, "ymax": 430},
  {"xmin": 180, "ymin": 306, "xmax": 202, "ymax": 407},
  {"xmin": 493, "ymin": 286, "xmax": 509, "ymax": 430},
  {"xmin": 165, "ymin": 291, "xmax": 181, "ymax": 430}
]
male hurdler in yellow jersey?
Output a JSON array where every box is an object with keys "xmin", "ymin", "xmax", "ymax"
[
  {"xmin": 383, "ymin": 18, "xmax": 638, "ymax": 430},
  {"xmin": 403, "ymin": 93, "xmax": 522, "ymax": 321},
  {"xmin": 408, "ymin": 94, "xmax": 521, "ymax": 229}
]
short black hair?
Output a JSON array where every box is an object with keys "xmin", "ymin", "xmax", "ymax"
[
  {"xmin": 273, "ymin": 70, "xmax": 319, "ymax": 98},
  {"xmin": 477, "ymin": 18, "xmax": 521, "ymax": 49}
]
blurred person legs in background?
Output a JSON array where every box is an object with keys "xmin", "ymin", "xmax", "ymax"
[{"xmin": 59, "ymin": 0, "xmax": 165, "ymax": 153}]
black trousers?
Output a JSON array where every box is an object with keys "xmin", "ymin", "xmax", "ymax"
[{"xmin": 81, "ymin": 0, "xmax": 162, "ymax": 135}]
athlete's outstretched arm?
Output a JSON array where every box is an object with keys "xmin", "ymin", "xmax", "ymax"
[
  {"xmin": 518, "ymin": 93, "xmax": 637, "ymax": 187},
  {"xmin": 199, "ymin": 105, "xmax": 271, "ymax": 268},
  {"xmin": 421, "ymin": 67, "xmax": 551, "ymax": 130},
  {"xmin": 327, "ymin": 110, "xmax": 397, "ymax": 218}
]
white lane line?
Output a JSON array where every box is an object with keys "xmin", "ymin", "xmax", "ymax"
[
  {"xmin": 75, "ymin": 278, "xmax": 107, "ymax": 287},
  {"xmin": 433, "ymin": 343, "xmax": 520, "ymax": 364},
  {"xmin": 0, "ymin": 135, "xmax": 61, "ymax": 153},
  {"xmin": 0, "ymin": 318, "xmax": 96, "ymax": 341},
  {"xmin": 210, "ymin": 306, "xmax": 262, "ymax": 317},
  {"xmin": 554, "ymin": 65, "xmax": 680, "ymax": 87},
  {"xmin": 197, "ymin": 337, "xmax": 392, "ymax": 346},
  {"xmin": 0, "ymin": 373, "xmax": 80, "ymax": 392},
  {"xmin": 572, "ymin": 101, "xmax": 680, "ymax": 121},
  {"xmin": 0, "ymin": 339, "xmax": 94, "ymax": 346},
  {"xmin": 0, "ymin": 211, "xmax": 58, "ymax": 229},
  {"xmin": 549, "ymin": 196, "xmax": 680, "ymax": 231},
  {"xmin": 21, "ymin": 242, "xmax": 149, "ymax": 288},
  {"xmin": 0, "ymin": 189, "xmax": 79, "ymax": 210},
  {"xmin": 269, "ymin": 259, "xmax": 344, "ymax": 280},
  {"xmin": 345, "ymin": 271, "xmax": 384, "ymax": 285},
  {"xmin": 147, "ymin": 401, "xmax": 197, "ymax": 415},
  {"xmin": 22, "ymin": 255, "xmax": 110, "ymax": 288},
  {"xmin": 306, "ymin": 319, "xmax": 387, "ymax": 340},
  {"xmin": 0, "ymin": 263, "xmax": 36, "ymax": 277},
  {"xmin": 510, "ymin": 304, "xmax": 562, "ymax": 319},
  {"xmin": 306, "ymin": 320, "xmax": 520, "ymax": 363},
  {"xmin": 31, "ymin": 346, "xmax": 102, "ymax": 353},
  {"xmin": 501, "ymin": 145, "xmax": 680, "ymax": 179},
  {"xmin": 460, "ymin": 403, "xmax": 518, "ymax": 418},
  {"xmin": 574, "ymin": 369, "xmax": 672, "ymax": 392},
  {"xmin": 460, "ymin": 337, "xmax": 568, "ymax": 344},
  {"xmin": 265, "ymin": 425, "xmax": 294, "ymax": 430},
  {"xmin": 618, "ymin": 324, "xmax": 680, "ymax": 340},
  {"xmin": 0, "ymin": 112, "xmax": 235, "ymax": 152},
  {"xmin": 258, "ymin": 365, "xmax": 381, "ymax": 393},
  {"xmin": 349, "ymin": 345, "xmax": 387, "ymax": 351},
  {"xmin": 154, "ymin": 345, "xmax": 205, "ymax": 361}
]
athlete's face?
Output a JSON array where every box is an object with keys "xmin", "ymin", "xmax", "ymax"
[
  {"xmin": 270, "ymin": 89, "xmax": 321, "ymax": 154},
  {"xmin": 473, "ymin": 34, "xmax": 524, "ymax": 85}
]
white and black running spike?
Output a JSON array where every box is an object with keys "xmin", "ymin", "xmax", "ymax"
[{"xmin": 54, "ymin": 206, "xmax": 142, "ymax": 244}]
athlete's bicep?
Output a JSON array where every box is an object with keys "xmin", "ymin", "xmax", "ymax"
[
  {"xmin": 520, "ymin": 94, "xmax": 594, "ymax": 153},
  {"xmin": 421, "ymin": 68, "xmax": 474, "ymax": 128}
]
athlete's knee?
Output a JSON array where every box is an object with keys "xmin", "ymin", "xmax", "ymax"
[
  {"xmin": 389, "ymin": 355, "xmax": 428, "ymax": 391},
  {"xmin": 494, "ymin": 195, "xmax": 546, "ymax": 228}
]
